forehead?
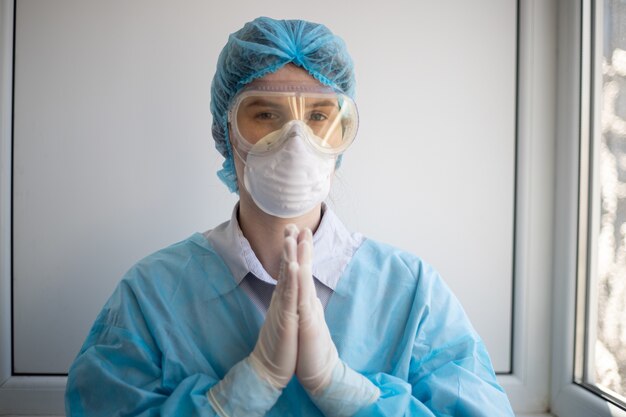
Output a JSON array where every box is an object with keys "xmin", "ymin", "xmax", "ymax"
[{"xmin": 249, "ymin": 64, "xmax": 324, "ymax": 87}]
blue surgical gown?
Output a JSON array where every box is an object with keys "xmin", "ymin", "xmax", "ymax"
[{"xmin": 65, "ymin": 233, "xmax": 514, "ymax": 416}]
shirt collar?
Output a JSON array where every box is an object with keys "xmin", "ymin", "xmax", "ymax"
[{"xmin": 204, "ymin": 203, "xmax": 364, "ymax": 291}]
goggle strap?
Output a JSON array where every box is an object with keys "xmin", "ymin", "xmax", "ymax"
[{"xmin": 231, "ymin": 140, "xmax": 249, "ymax": 167}]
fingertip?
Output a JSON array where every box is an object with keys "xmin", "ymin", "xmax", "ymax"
[
  {"xmin": 284, "ymin": 223, "xmax": 299, "ymax": 238},
  {"xmin": 297, "ymin": 228, "xmax": 311, "ymax": 243}
]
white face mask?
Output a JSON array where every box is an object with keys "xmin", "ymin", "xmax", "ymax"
[{"xmin": 241, "ymin": 122, "xmax": 336, "ymax": 218}]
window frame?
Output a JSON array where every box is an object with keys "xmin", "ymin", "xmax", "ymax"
[
  {"xmin": 0, "ymin": 1, "xmax": 66, "ymax": 414},
  {"xmin": 551, "ymin": 0, "xmax": 626, "ymax": 416},
  {"xmin": 495, "ymin": 0, "xmax": 556, "ymax": 414}
]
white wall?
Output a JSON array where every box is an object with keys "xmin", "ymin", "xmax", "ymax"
[{"xmin": 10, "ymin": 0, "xmax": 516, "ymax": 375}]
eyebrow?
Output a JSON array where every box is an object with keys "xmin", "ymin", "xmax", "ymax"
[
  {"xmin": 241, "ymin": 98, "xmax": 339, "ymax": 110},
  {"xmin": 307, "ymin": 100, "xmax": 339, "ymax": 108},
  {"xmin": 242, "ymin": 98, "xmax": 286, "ymax": 109}
]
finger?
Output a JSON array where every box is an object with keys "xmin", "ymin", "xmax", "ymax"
[
  {"xmin": 297, "ymin": 239, "xmax": 318, "ymax": 317},
  {"xmin": 296, "ymin": 228, "xmax": 313, "ymax": 300},
  {"xmin": 269, "ymin": 263, "xmax": 298, "ymax": 336},
  {"xmin": 278, "ymin": 225, "xmax": 298, "ymax": 284},
  {"xmin": 284, "ymin": 223, "xmax": 299, "ymax": 239},
  {"xmin": 297, "ymin": 228, "xmax": 313, "ymax": 265},
  {"xmin": 276, "ymin": 234, "xmax": 298, "ymax": 306},
  {"xmin": 278, "ymin": 223, "xmax": 300, "ymax": 286},
  {"xmin": 282, "ymin": 261, "xmax": 299, "ymax": 316},
  {"xmin": 277, "ymin": 235, "xmax": 298, "ymax": 296},
  {"xmin": 277, "ymin": 232, "xmax": 297, "ymax": 283},
  {"xmin": 284, "ymin": 235, "xmax": 298, "ymax": 264}
]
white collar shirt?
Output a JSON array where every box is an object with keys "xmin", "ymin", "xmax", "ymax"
[{"xmin": 203, "ymin": 203, "xmax": 364, "ymax": 314}]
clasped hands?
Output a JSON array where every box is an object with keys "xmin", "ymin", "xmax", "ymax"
[{"xmin": 248, "ymin": 224, "xmax": 338, "ymax": 394}]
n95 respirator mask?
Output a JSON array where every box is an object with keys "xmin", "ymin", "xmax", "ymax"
[{"xmin": 240, "ymin": 121, "xmax": 336, "ymax": 218}]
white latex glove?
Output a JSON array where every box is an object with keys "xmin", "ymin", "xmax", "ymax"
[
  {"xmin": 295, "ymin": 227, "xmax": 380, "ymax": 417},
  {"xmin": 207, "ymin": 226, "xmax": 301, "ymax": 417},
  {"xmin": 247, "ymin": 224, "xmax": 301, "ymax": 389},
  {"xmin": 294, "ymin": 227, "xmax": 340, "ymax": 394}
]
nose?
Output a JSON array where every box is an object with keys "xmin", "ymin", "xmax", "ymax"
[{"xmin": 283, "ymin": 120, "xmax": 311, "ymax": 140}]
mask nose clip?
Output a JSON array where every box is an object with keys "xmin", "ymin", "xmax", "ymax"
[{"xmin": 282, "ymin": 120, "xmax": 310, "ymax": 140}]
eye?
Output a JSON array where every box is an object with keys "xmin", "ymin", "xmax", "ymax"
[
  {"xmin": 309, "ymin": 112, "xmax": 328, "ymax": 122},
  {"xmin": 255, "ymin": 112, "xmax": 279, "ymax": 120}
]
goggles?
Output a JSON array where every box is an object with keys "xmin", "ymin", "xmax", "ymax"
[{"xmin": 228, "ymin": 83, "xmax": 359, "ymax": 157}]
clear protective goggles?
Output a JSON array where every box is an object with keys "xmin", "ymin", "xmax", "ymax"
[{"xmin": 228, "ymin": 83, "xmax": 359, "ymax": 157}]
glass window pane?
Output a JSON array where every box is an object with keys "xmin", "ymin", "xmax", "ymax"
[{"xmin": 589, "ymin": 0, "xmax": 626, "ymax": 403}]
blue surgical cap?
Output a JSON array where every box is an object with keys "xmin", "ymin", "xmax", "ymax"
[{"xmin": 210, "ymin": 17, "xmax": 356, "ymax": 192}]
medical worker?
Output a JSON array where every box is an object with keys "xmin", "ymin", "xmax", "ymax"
[{"xmin": 65, "ymin": 17, "xmax": 515, "ymax": 417}]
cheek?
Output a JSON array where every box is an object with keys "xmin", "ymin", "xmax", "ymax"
[{"xmin": 237, "ymin": 118, "xmax": 263, "ymax": 143}]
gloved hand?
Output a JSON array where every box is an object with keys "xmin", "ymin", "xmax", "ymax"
[
  {"xmin": 207, "ymin": 226, "xmax": 301, "ymax": 416},
  {"xmin": 294, "ymin": 227, "xmax": 380, "ymax": 417},
  {"xmin": 294, "ymin": 227, "xmax": 339, "ymax": 393},
  {"xmin": 209, "ymin": 224, "xmax": 378, "ymax": 417},
  {"xmin": 247, "ymin": 224, "xmax": 301, "ymax": 389}
]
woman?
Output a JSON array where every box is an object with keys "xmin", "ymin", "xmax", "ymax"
[{"xmin": 66, "ymin": 17, "xmax": 515, "ymax": 416}]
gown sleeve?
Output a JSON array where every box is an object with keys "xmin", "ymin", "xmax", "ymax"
[
  {"xmin": 349, "ymin": 263, "xmax": 515, "ymax": 417},
  {"xmin": 65, "ymin": 277, "xmax": 280, "ymax": 417}
]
